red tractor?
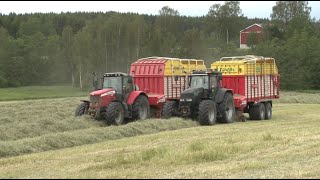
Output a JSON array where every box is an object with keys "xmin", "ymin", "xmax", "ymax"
[{"xmin": 75, "ymin": 72, "xmax": 165, "ymax": 125}]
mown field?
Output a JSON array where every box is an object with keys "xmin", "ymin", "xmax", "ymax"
[
  {"xmin": 0, "ymin": 86, "xmax": 88, "ymax": 101},
  {"xmin": 0, "ymin": 89, "xmax": 319, "ymax": 178}
]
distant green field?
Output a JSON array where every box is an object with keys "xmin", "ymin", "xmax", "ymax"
[
  {"xmin": 0, "ymin": 86, "xmax": 89, "ymax": 101},
  {"xmin": 274, "ymin": 90, "xmax": 320, "ymax": 104},
  {"xmin": 293, "ymin": 89, "xmax": 320, "ymax": 94}
]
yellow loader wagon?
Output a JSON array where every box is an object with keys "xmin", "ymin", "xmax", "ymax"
[
  {"xmin": 211, "ymin": 55, "xmax": 280, "ymax": 120},
  {"xmin": 130, "ymin": 56, "xmax": 206, "ymax": 117}
]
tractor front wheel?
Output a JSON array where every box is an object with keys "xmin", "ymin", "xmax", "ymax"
[
  {"xmin": 218, "ymin": 92, "xmax": 235, "ymax": 123},
  {"xmin": 105, "ymin": 102, "xmax": 125, "ymax": 125},
  {"xmin": 198, "ymin": 100, "xmax": 217, "ymax": 125},
  {"xmin": 132, "ymin": 95, "xmax": 150, "ymax": 120},
  {"xmin": 75, "ymin": 102, "xmax": 88, "ymax": 117},
  {"xmin": 161, "ymin": 101, "xmax": 178, "ymax": 119}
]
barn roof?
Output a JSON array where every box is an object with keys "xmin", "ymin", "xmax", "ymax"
[{"xmin": 240, "ymin": 23, "xmax": 262, "ymax": 32}]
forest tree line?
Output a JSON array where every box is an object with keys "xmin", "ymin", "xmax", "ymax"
[{"xmin": 0, "ymin": 1, "xmax": 319, "ymax": 90}]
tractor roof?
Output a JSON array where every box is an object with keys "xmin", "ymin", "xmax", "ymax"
[
  {"xmin": 192, "ymin": 69, "xmax": 222, "ymax": 75},
  {"xmin": 192, "ymin": 70, "xmax": 207, "ymax": 74},
  {"xmin": 103, "ymin": 72, "xmax": 129, "ymax": 77}
]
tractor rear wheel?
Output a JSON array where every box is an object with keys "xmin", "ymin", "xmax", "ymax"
[
  {"xmin": 265, "ymin": 102, "xmax": 272, "ymax": 120},
  {"xmin": 105, "ymin": 102, "xmax": 125, "ymax": 125},
  {"xmin": 132, "ymin": 95, "xmax": 150, "ymax": 120},
  {"xmin": 161, "ymin": 101, "xmax": 178, "ymax": 119},
  {"xmin": 249, "ymin": 103, "xmax": 265, "ymax": 120},
  {"xmin": 198, "ymin": 100, "xmax": 217, "ymax": 125},
  {"xmin": 217, "ymin": 92, "xmax": 235, "ymax": 123},
  {"xmin": 75, "ymin": 102, "xmax": 88, "ymax": 117}
]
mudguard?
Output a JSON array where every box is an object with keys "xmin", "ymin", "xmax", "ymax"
[
  {"xmin": 147, "ymin": 94, "xmax": 166, "ymax": 106},
  {"xmin": 126, "ymin": 91, "xmax": 147, "ymax": 105},
  {"xmin": 214, "ymin": 88, "xmax": 233, "ymax": 104},
  {"xmin": 233, "ymin": 94, "xmax": 247, "ymax": 111},
  {"xmin": 80, "ymin": 100, "xmax": 90, "ymax": 105},
  {"xmin": 80, "ymin": 100, "xmax": 89, "ymax": 102}
]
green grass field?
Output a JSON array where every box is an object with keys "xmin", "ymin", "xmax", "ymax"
[
  {"xmin": 0, "ymin": 97, "xmax": 197, "ymax": 158},
  {"xmin": 0, "ymin": 86, "xmax": 88, "ymax": 101},
  {"xmin": 0, "ymin": 88, "xmax": 319, "ymax": 178}
]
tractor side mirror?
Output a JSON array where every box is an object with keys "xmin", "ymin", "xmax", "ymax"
[
  {"xmin": 92, "ymin": 72, "xmax": 98, "ymax": 90},
  {"xmin": 134, "ymin": 85, "xmax": 139, "ymax": 91},
  {"xmin": 93, "ymin": 80, "xmax": 98, "ymax": 90},
  {"xmin": 187, "ymin": 76, "xmax": 191, "ymax": 88}
]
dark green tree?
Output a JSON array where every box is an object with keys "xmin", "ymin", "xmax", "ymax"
[
  {"xmin": 271, "ymin": 1, "xmax": 311, "ymax": 33},
  {"xmin": 207, "ymin": 1, "xmax": 243, "ymax": 44}
]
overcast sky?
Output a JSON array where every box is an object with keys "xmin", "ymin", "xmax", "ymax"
[{"xmin": 0, "ymin": 1, "xmax": 319, "ymax": 19}]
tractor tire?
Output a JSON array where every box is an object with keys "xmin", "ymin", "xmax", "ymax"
[
  {"xmin": 198, "ymin": 100, "xmax": 217, "ymax": 126},
  {"xmin": 217, "ymin": 92, "xmax": 235, "ymax": 123},
  {"xmin": 249, "ymin": 103, "xmax": 265, "ymax": 120},
  {"xmin": 265, "ymin": 102, "xmax": 272, "ymax": 120},
  {"xmin": 105, "ymin": 102, "xmax": 125, "ymax": 125},
  {"xmin": 161, "ymin": 101, "xmax": 178, "ymax": 119},
  {"xmin": 132, "ymin": 95, "xmax": 150, "ymax": 120},
  {"xmin": 75, "ymin": 102, "xmax": 88, "ymax": 117}
]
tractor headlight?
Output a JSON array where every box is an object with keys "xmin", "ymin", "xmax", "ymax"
[
  {"xmin": 101, "ymin": 90, "xmax": 116, "ymax": 97},
  {"xmin": 157, "ymin": 96, "xmax": 166, "ymax": 103},
  {"xmin": 241, "ymin": 100, "xmax": 247, "ymax": 105}
]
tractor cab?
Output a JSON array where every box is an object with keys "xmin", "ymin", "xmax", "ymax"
[
  {"xmin": 102, "ymin": 72, "xmax": 134, "ymax": 102},
  {"xmin": 188, "ymin": 69, "xmax": 222, "ymax": 95},
  {"xmin": 86, "ymin": 72, "xmax": 137, "ymax": 120},
  {"xmin": 179, "ymin": 69, "xmax": 222, "ymax": 118}
]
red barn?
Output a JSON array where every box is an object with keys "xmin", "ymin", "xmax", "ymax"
[{"xmin": 240, "ymin": 23, "xmax": 263, "ymax": 49}]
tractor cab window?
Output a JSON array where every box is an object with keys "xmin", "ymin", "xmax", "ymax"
[
  {"xmin": 210, "ymin": 75, "xmax": 218, "ymax": 89},
  {"xmin": 123, "ymin": 76, "xmax": 134, "ymax": 93},
  {"xmin": 103, "ymin": 76, "xmax": 122, "ymax": 92},
  {"xmin": 190, "ymin": 75, "xmax": 209, "ymax": 89}
]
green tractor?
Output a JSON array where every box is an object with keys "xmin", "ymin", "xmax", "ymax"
[{"xmin": 165, "ymin": 69, "xmax": 236, "ymax": 125}]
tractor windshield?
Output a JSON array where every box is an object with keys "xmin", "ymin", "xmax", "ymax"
[
  {"xmin": 190, "ymin": 75, "xmax": 209, "ymax": 89},
  {"xmin": 103, "ymin": 77, "xmax": 122, "ymax": 92}
]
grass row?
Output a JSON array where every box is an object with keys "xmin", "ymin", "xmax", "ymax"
[
  {"xmin": 0, "ymin": 118, "xmax": 197, "ymax": 158},
  {"xmin": 0, "ymin": 103, "xmax": 319, "ymax": 178},
  {"xmin": 0, "ymin": 97, "xmax": 198, "ymax": 158},
  {"xmin": 0, "ymin": 97, "xmax": 103, "ymax": 141}
]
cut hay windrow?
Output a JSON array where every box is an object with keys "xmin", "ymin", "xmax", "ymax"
[{"xmin": 0, "ymin": 118, "xmax": 198, "ymax": 158}]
